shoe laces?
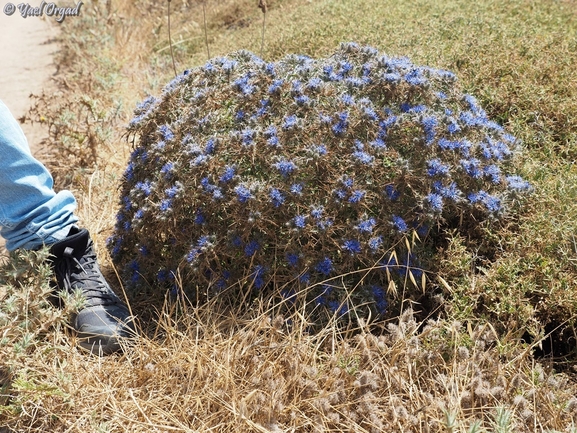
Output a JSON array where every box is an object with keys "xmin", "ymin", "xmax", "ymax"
[{"xmin": 54, "ymin": 245, "xmax": 121, "ymax": 307}]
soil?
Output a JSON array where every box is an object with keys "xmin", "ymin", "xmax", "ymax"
[{"xmin": 0, "ymin": 12, "xmax": 59, "ymax": 254}]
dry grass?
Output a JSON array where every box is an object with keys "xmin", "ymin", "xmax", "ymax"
[
  {"xmin": 2, "ymin": 0, "xmax": 577, "ymax": 431},
  {"xmin": 2, "ymin": 284, "xmax": 577, "ymax": 432}
]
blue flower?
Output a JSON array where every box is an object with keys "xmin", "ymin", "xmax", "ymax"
[
  {"xmin": 165, "ymin": 185, "xmax": 179, "ymax": 198},
  {"xmin": 341, "ymin": 94, "xmax": 355, "ymax": 105},
  {"xmin": 124, "ymin": 162, "xmax": 135, "ymax": 181},
  {"xmin": 469, "ymin": 190, "xmax": 503, "ymax": 212},
  {"xmin": 468, "ymin": 190, "xmax": 487, "ymax": 204},
  {"xmin": 293, "ymin": 215, "xmax": 306, "ymax": 228},
  {"xmin": 267, "ymin": 135, "xmax": 280, "ymax": 147},
  {"xmin": 159, "ymin": 124, "xmax": 175, "ymax": 141},
  {"xmin": 384, "ymin": 73, "xmax": 401, "ymax": 83},
  {"xmin": 356, "ymin": 217, "xmax": 376, "ymax": 233},
  {"xmin": 269, "ymin": 188, "xmax": 285, "ymax": 207},
  {"xmin": 220, "ymin": 166, "xmax": 235, "ymax": 183},
  {"xmin": 244, "ymin": 240, "xmax": 260, "ymax": 256},
  {"xmin": 186, "ymin": 247, "xmax": 202, "ymax": 263},
  {"xmin": 416, "ymin": 224, "xmax": 429, "ymax": 237},
  {"xmin": 371, "ymin": 285, "xmax": 388, "ymax": 314},
  {"xmin": 273, "ymin": 159, "xmax": 298, "ymax": 176},
  {"xmin": 201, "ymin": 177, "xmax": 215, "ymax": 192},
  {"xmin": 311, "ymin": 206, "xmax": 324, "ymax": 219},
  {"xmin": 194, "ymin": 210, "xmax": 205, "ymax": 225},
  {"xmin": 159, "ymin": 199, "xmax": 172, "ymax": 212},
  {"xmin": 138, "ymin": 244, "xmax": 148, "ymax": 256},
  {"xmin": 136, "ymin": 180, "xmax": 153, "ymax": 197},
  {"xmin": 295, "ymin": 95, "xmax": 310, "ymax": 106},
  {"xmin": 484, "ymin": 195, "xmax": 501, "ymax": 212},
  {"xmin": 310, "ymin": 144, "xmax": 327, "ymax": 156},
  {"xmin": 316, "ymin": 218, "xmax": 333, "ymax": 230},
  {"xmin": 342, "ymin": 175, "xmax": 354, "ymax": 188},
  {"xmin": 299, "ymin": 272, "xmax": 311, "ymax": 284},
  {"xmin": 192, "ymin": 155, "xmax": 208, "ymax": 166},
  {"xmin": 307, "ymin": 77, "xmax": 322, "ymax": 90},
  {"xmin": 427, "ymin": 159, "xmax": 449, "ymax": 177},
  {"xmin": 256, "ymin": 99, "xmax": 270, "ymax": 117},
  {"xmin": 404, "ymin": 69, "xmax": 427, "ymax": 86},
  {"xmin": 265, "ymin": 63, "xmax": 276, "ymax": 75},
  {"xmin": 460, "ymin": 158, "xmax": 482, "ymax": 178},
  {"xmin": 233, "ymin": 74, "xmax": 256, "ymax": 95},
  {"xmin": 426, "ymin": 193, "xmax": 443, "ymax": 212},
  {"xmin": 134, "ymin": 209, "xmax": 144, "ymax": 219},
  {"xmin": 343, "ymin": 239, "xmax": 362, "ymax": 255},
  {"xmin": 205, "ymin": 138, "xmax": 216, "ymax": 154},
  {"xmin": 334, "ymin": 189, "xmax": 347, "ymax": 200},
  {"xmin": 370, "ymin": 138, "xmax": 386, "ymax": 150},
  {"xmin": 483, "ymin": 164, "xmax": 501, "ymax": 184},
  {"xmin": 268, "ymin": 79, "xmax": 284, "ymax": 94},
  {"xmin": 422, "ymin": 116, "xmax": 438, "ymax": 144},
  {"xmin": 381, "ymin": 254, "xmax": 398, "ymax": 269},
  {"xmin": 316, "ymin": 257, "xmax": 333, "ymax": 276},
  {"xmin": 332, "ymin": 112, "xmax": 349, "ymax": 136},
  {"xmin": 463, "ymin": 94, "xmax": 485, "ymax": 116},
  {"xmin": 291, "ymin": 79, "xmax": 303, "ymax": 94},
  {"xmin": 506, "ymin": 175, "xmax": 532, "ymax": 191},
  {"xmin": 235, "ymin": 110, "xmax": 245, "ymax": 122},
  {"xmin": 362, "ymin": 105, "xmax": 378, "ymax": 121},
  {"xmin": 447, "ymin": 119, "xmax": 461, "ymax": 134},
  {"xmin": 368, "ymin": 236, "xmax": 383, "ymax": 251},
  {"xmin": 286, "ymin": 253, "xmax": 299, "ymax": 267},
  {"xmin": 327, "ymin": 300, "xmax": 349, "ymax": 316},
  {"xmin": 197, "ymin": 236, "xmax": 211, "ymax": 248},
  {"xmin": 319, "ymin": 113, "xmax": 332, "ymax": 124},
  {"xmin": 352, "ymin": 151, "xmax": 374, "ymax": 165},
  {"xmin": 392, "ymin": 215, "xmax": 408, "ymax": 233},
  {"xmin": 242, "ymin": 128, "xmax": 255, "ymax": 146},
  {"xmin": 434, "ymin": 182, "xmax": 461, "ymax": 201},
  {"xmin": 438, "ymin": 138, "xmax": 460, "ymax": 151},
  {"xmin": 212, "ymin": 188, "xmax": 224, "ymax": 200},
  {"xmin": 251, "ymin": 265, "xmax": 266, "ymax": 289},
  {"xmin": 234, "ymin": 185, "xmax": 253, "ymax": 203},
  {"xmin": 122, "ymin": 196, "xmax": 132, "ymax": 211},
  {"xmin": 385, "ymin": 185, "xmax": 400, "ymax": 201},
  {"xmin": 282, "ymin": 115, "xmax": 298, "ymax": 130},
  {"xmin": 346, "ymin": 77, "xmax": 364, "ymax": 88},
  {"xmin": 264, "ymin": 125, "xmax": 277, "ymax": 138},
  {"xmin": 348, "ymin": 190, "xmax": 366, "ymax": 203},
  {"xmin": 160, "ymin": 162, "xmax": 175, "ymax": 178},
  {"xmin": 290, "ymin": 183, "xmax": 303, "ymax": 195}
]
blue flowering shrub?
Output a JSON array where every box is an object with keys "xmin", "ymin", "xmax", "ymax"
[{"xmin": 108, "ymin": 43, "xmax": 531, "ymax": 321}]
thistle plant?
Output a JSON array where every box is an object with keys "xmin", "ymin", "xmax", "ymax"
[{"xmin": 109, "ymin": 43, "xmax": 530, "ymax": 320}]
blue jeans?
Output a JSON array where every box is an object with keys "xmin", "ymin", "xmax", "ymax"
[{"xmin": 0, "ymin": 99, "xmax": 78, "ymax": 251}]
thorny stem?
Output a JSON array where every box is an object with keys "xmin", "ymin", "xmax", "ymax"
[
  {"xmin": 168, "ymin": 0, "xmax": 177, "ymax": 77},
  {"xmin": 203, "ymin": 1, "xmax": 210, "ymax": 60},
  {"xmin": 258, "ymin": 0, "xmax": 267, "ymax": 58}
]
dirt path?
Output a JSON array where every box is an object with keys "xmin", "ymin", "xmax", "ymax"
[{"xmin": 0, "ymin": 12, "xmax": 59, "ymax": 253}]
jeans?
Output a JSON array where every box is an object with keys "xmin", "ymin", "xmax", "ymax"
[{"xmin": 0, "ymin": 99, "xmax": 78, "ymax": 251}]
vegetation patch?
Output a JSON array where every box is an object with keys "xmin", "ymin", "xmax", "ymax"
[{"xmin": 109, "ymin": 43, "xmax": 530, "ymax": 323}]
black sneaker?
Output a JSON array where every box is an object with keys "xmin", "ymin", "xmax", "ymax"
[{"xmin": 49, "ymin": 227, "xmax": 135, "ymax": 355}]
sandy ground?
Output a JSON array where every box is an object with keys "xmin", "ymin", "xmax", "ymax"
[{"xmin": 0, "ymin": 11, "xmax": 60, "ymax": 253}]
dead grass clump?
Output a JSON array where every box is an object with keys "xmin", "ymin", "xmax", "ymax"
[{"xmin": 2, "ymin": 299, "xmax": 577, "ymax": 432}]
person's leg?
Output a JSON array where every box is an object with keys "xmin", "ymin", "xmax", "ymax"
[
  {"xmin": 0, "ymin": 99, "xmax": 134, "ymax": 355},
  {"xmin": 0, "ymin": 99, "xmax": 78, "ymax": 251}
]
